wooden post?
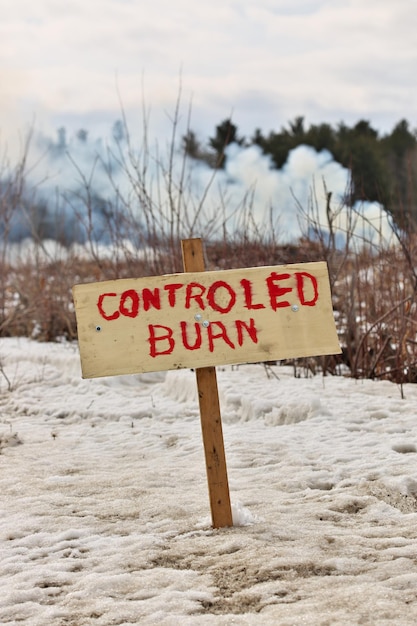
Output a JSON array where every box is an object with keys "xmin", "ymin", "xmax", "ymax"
[{"xmin": 181, "ymin": 238, "xmax": 233, "ymax": 528}]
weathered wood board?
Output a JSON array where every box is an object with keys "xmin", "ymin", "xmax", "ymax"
[{"xmin": 72, "ymin": 261, "xmax": 341, "ymax": 378}]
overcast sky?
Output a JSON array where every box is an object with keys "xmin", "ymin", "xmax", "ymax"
[{"xmin": 2, "ymin": 0, "xmax": 417, "ymax": 148}]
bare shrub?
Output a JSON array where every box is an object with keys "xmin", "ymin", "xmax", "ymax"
[
  {"xmin": 293, "ymin": 181, "xmax": 417, "ymax": 385},
  {"xmin": 0, "ymin": 132, "xmax": 32, "ymax": 335}
]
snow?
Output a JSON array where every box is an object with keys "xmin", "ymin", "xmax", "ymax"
[{"xmin": 1, "ymin": 337, "xmax": 417, "ymax": 625}]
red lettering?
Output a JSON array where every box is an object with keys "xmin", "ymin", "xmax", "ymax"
[
  {"xmin": 120, "ymin": 289, "xmax": 139, "ymax": 318},
  {"xmin": 164, "ymin": 283, "xmax": 183, "ymax": 307},
  {"xmin": 235, "ymin": 318, "xmax": 258, "ymax": 346},
  {"xmin": 142, "ymin": 287, "xmax": 161, "ymax": 311},
  {"xmin": 97, "ymin": 293, "xmax": 120, "ymax": 321},
  {"xmin": 180, "ymin": 322, "xmax": 202, "ymax": 350},
  {"xmin": 241, "ymin": 279, "xmax": 265, "ymax": 310},
  {"xmin": 207, "ymin": 321, "xmax": 235, "ymax": 352},
  {"xmin": 148, "ymin": 324, "xmax": 175, "ymax": 357},
  {"xmin": 266, "ymin": 272, "xmax": 292, "ymax": 310},
  {"xmin": 296, "ymin": 272, "xmax": 319, "ymax": 306},
  {"xmin": 185, "ymin": 282, "xmax": 206, "ymax": 309},
  {"xmin": 207, "ymin": 280, "xmax": 236, "ymax": 313}
]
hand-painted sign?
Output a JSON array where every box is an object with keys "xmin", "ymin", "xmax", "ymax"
[{"xmin": 72, "ymin": 261, "xmax": 341, "ymax": 378}]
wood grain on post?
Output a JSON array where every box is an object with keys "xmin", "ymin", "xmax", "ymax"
[{"xmin": 181, "ymin": 238, "xmax": 233, "ymax": 528}]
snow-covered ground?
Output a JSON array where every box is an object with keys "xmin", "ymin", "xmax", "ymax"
[{"xmin": 1, "ymin": 337, "xmax": 417, "ymax": 625}]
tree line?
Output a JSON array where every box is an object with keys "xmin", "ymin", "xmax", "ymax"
[{"xmin": 183, "ymin": 117, "xmax": 417, "ymax": 229}]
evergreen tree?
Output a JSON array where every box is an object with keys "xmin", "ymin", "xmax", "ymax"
[
  {"xmin": 208, "ymin": 119, "xmax": 243, "ymax": 168},
  {"xmin": 332, "ymin": 121, "xmax": 389, "ymax": 206},
  {"xmin": 304, "ymin": 123, "xmax": 336, "ymax": 153},
  {"xmin": 182, "ymin": 130, "xmax": 202, "ymax": 159},
  {"xmin": 382, "ymin": 120, "xmax": 417, "ymax": 226}
]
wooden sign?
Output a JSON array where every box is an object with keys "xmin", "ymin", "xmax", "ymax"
[
  {"xmin": 72, "ymin": 260, "xmax": 340, "ymax": 379},
  {"xmin": 73, "ymin": 240, "xmax": 341, "ymax": 529}
]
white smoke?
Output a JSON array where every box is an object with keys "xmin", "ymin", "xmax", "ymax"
[
  {"xmin": 222, "ymin": 142, "xmax": 349, "ymax": 239},
  {"xmin": 5, "ymin": 126, "xmax": 394, "ymax": 248},
  {"xmin": 194, "ymin": 142, "xmax": 394, "ymax": 246}
]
